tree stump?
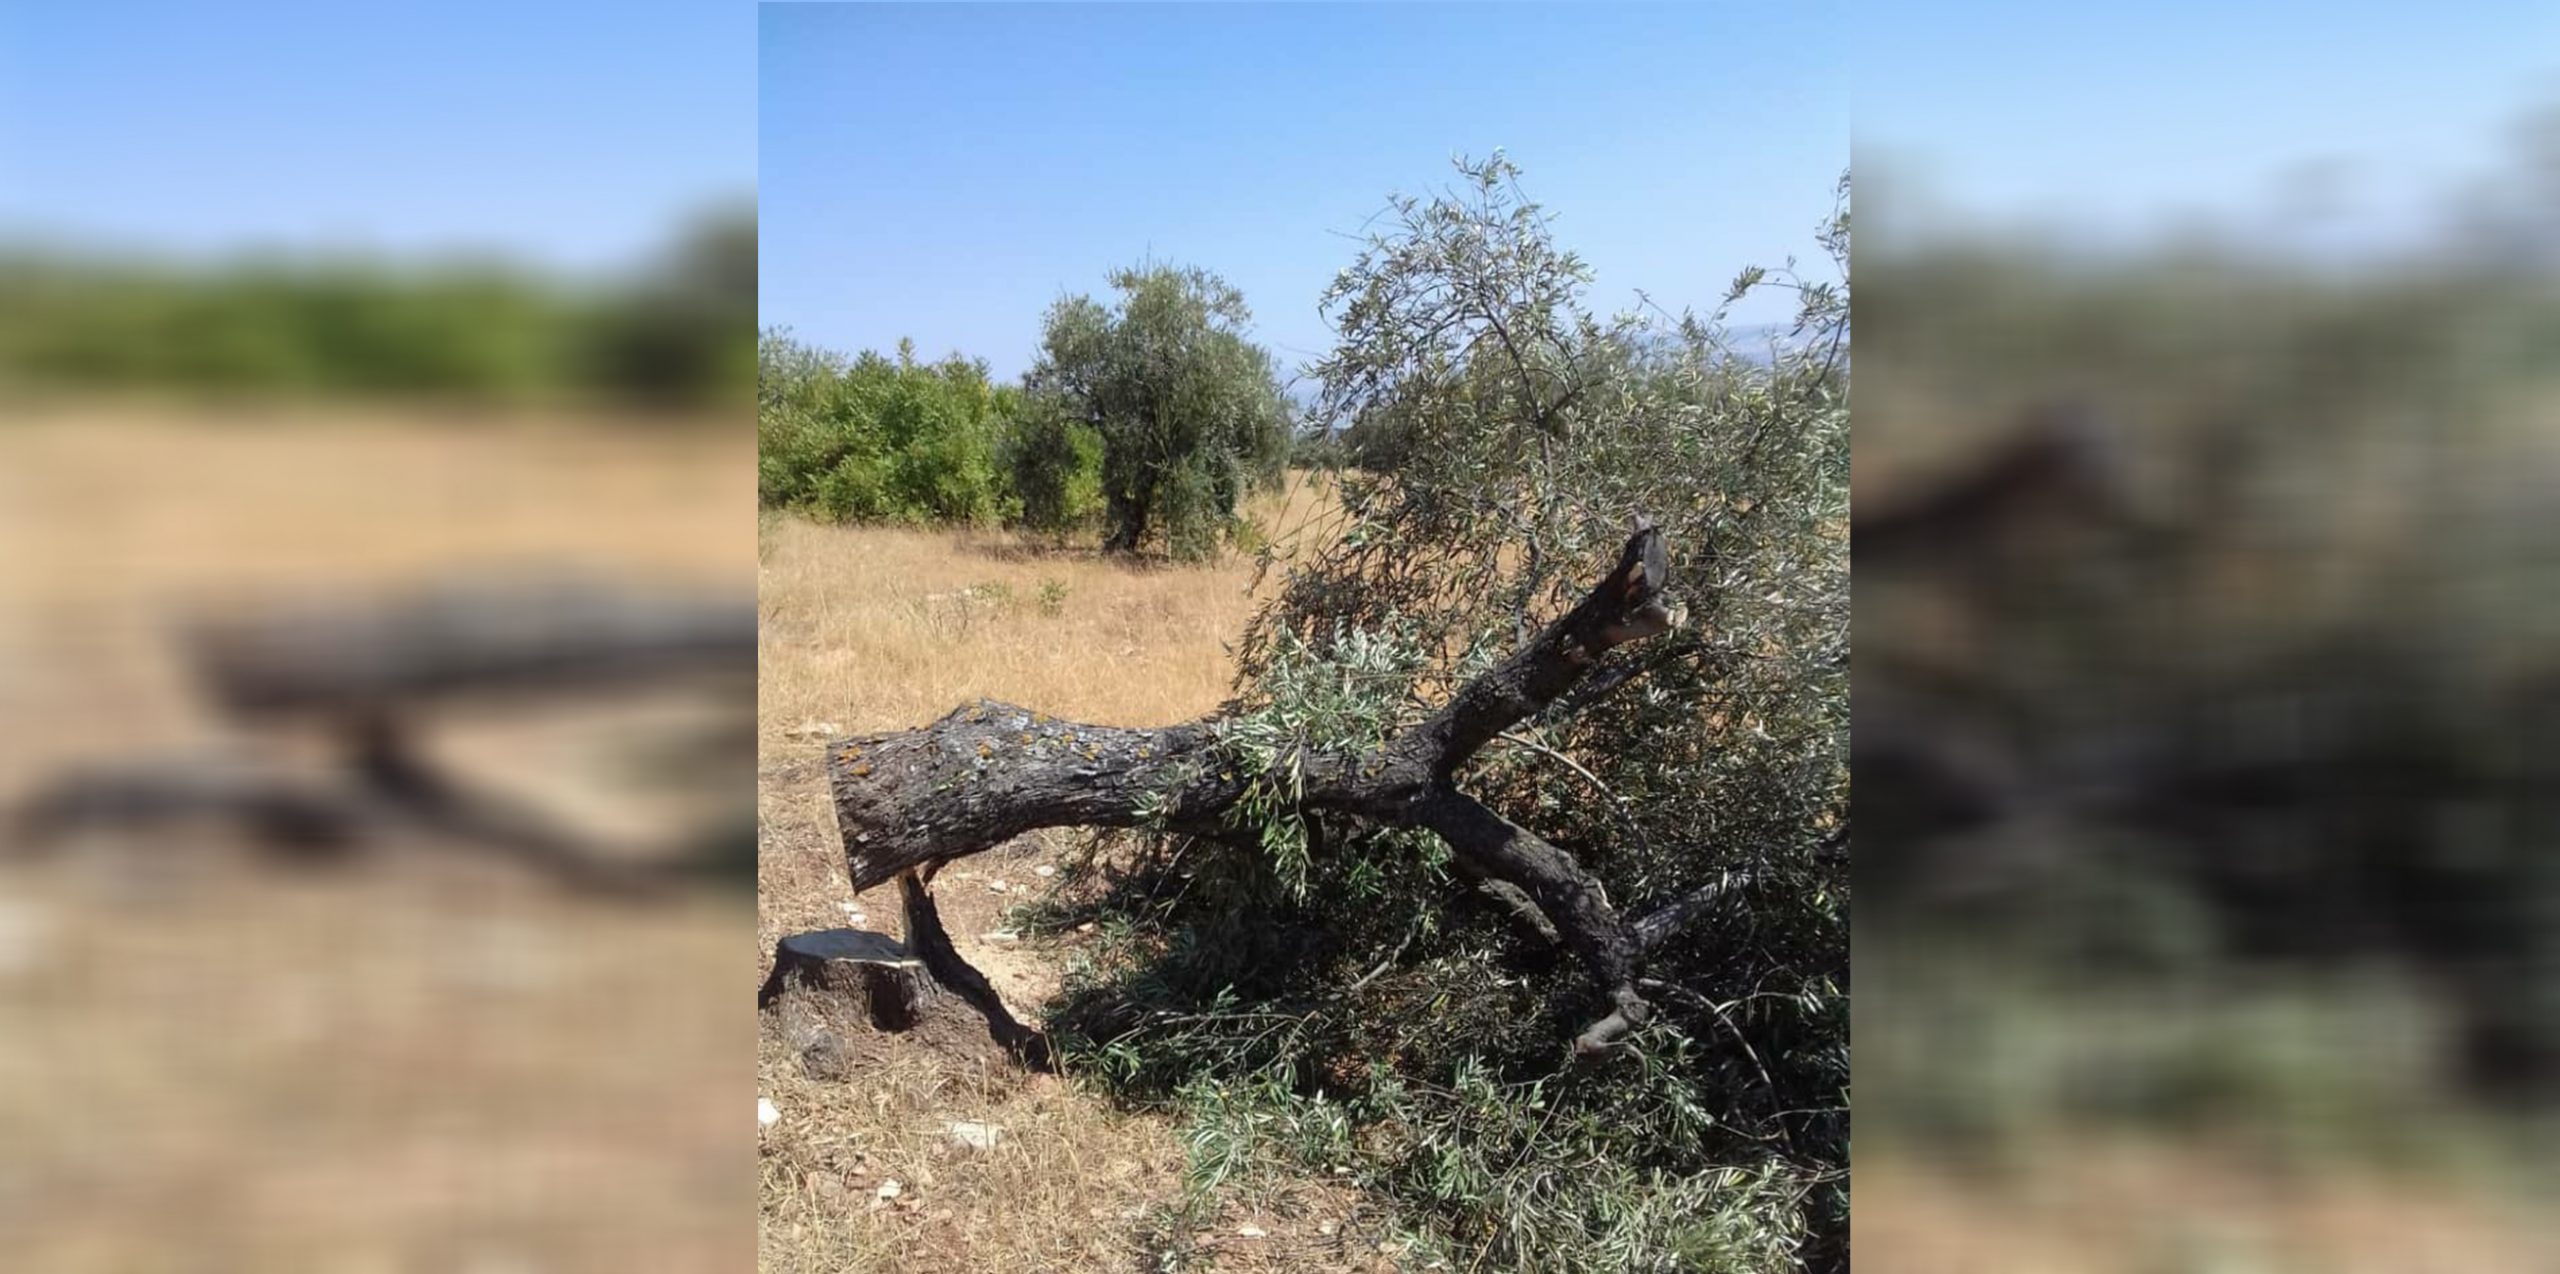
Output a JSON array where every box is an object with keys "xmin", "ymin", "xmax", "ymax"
[{"xmin": 756, "ymin": 928, "xmax": 935, "ymax": 1031}]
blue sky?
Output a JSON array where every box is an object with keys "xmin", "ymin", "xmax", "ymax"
[
  {"xmin": 1857, "ymin": 3, "xmax": 2560, "ymax": 251},
  {"xmin": 0, "ymin": 0, "xmax": 753, "ymax": 272},
  {"xmin": 760, "ymin": 3, "xmax": 1850, "ymax": 383}
]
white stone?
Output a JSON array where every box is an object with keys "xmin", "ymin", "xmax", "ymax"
[
  {"xmin": 757, "ymin": 1097, "xmax": 780, "ymax": 1127},
  {"xmin": 947, "ymin": 1120, "xmax": 1003, "ymax": 1151}
]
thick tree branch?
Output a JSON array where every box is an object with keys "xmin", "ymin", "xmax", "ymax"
[
  {"xmin": 1397, "ymin": 519, "xmax": 1672, "ymax": 776},
  {"xmin": 830, "ymin": 711, "xmax": 1243, "ymax": 891},
  {"xmin": 826, "ymin": 522, "xmax": 1690, "ymax": 1057},
  {"xmin": 1409, "ymin": 785, "xmax": 1650, "ymax": 1054},
  {"xmin": 899, "ymin": 870, "xmax": 1052, "ymax": 1069}
]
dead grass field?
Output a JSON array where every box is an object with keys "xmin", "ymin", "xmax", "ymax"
[{"xmin": 0, "ymin": 406, "xmax": 754, "ymax": 1272}]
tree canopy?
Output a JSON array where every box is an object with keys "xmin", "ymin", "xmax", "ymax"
[{"xmin": 1025, "ymin": 263, "xmax": 1292, "ymax": 558}]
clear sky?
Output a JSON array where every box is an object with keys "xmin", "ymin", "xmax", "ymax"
[
  {"xmin": 759, "ymin": 3, "xmax": 1850, "ymax": 383},
  {"xmin": 0, "ymin": 0, "xmax": 754, "ymax": 272},
  {"xmin": 1856, "ymin": 3, "xmax": 2560, "ymax": 252}
]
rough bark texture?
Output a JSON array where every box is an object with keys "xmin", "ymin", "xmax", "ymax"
[
  {"xmin": 830, "ymin": 521, "xmax": 1710, "ymax": 1059},
  {"xmin": 757, "ymin": 928, "xmax": 935, "ymax": 1031},
  {"xmin": 899, "ymin": 871, "xmax": 1053, "ymax": 1068}
]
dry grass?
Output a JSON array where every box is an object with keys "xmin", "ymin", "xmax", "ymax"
[
  {"xmin": 0, "ymin": 406, "xmax": 753, "ymax": 1272},
  {"xmin": 1857, "ymin": 1139, "xmax": 2560, "ymax": 1273},
  {"xmin": 755, "ymin": 474, "xmax": 1402, "ymax": 1273},
  {"xmin": 756, "ymin": 472, "xmax": 1342, "ymax": 745}
]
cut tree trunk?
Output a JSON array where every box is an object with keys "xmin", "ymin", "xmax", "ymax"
[
  {"xmin": 828, "ymin": 520, "xmax": 1714, "ymax": 1059},
  {"xmin": 757, "ymin": 928, "xmax": 936, "ymax": 1031}
]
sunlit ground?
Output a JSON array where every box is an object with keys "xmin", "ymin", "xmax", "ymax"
[{"xmin": 0, "ymin": 406, "xmax": 755, "ymax": 1271}]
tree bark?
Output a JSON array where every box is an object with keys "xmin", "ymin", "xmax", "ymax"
[
  {"xmin": 1102, "ymin": 486, "xmax": 1151, "ymax": 555},
  {"xmin": 757, "ymin": 928, "xmax": 935, "ymax": 1031},
  {"xmin": 830, "ymin": 521, "xmax": 1711, "ymax": 1057}
]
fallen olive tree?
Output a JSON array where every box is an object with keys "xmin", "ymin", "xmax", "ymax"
[
  {"xmin": 830, "ymin": 520, "xmax": 1715, "ymax": 1058},
  {"xmin": 12, "ymin": 573, "xmax": 754, "ymax": 893}
]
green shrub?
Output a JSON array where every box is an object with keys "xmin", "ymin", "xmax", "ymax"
[
  {"xmin": 0, "ymin": 209, "xmax": 754, "ymax": 409},
  {"xmin": 757, "ymin": 334, "xmax": 1016, "ymax": 525},
  {"xmin": 1001, "ymin": 394, "xmax": 1106, "ymax": 537}
]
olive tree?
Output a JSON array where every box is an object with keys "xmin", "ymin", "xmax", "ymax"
[
  {"xmin": 1024, "ymin": 263, "xmax": 1291, "ymax": 558},
  {"xmin": 822, "ymin": 156, "xmax": 1853, "ymax": 1270}
]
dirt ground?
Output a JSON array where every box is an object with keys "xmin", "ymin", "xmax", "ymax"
[
  {"xmin": 0, "ymin": 406, "xmax": 755, "ymax": 1272},
  {"xmin": 1857, "ymin": 1137, "xmax": 2558, "ymax": 1274}
]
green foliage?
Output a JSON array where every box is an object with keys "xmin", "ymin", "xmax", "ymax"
[
  {"xmin": 0, "ymin": 209, "xmax": 755, "ymax": 410},
  {"xmin": 1026, "ymin": 263, "xmax": 1292, "ymax": 559},
  {"xmin": 1212, "ymin": 620, "xmax": 1433, "ymax": 896},
  {"xmin": 1859, "ymin": 183, "xmax": 2560, "ymax": 1150},
  {"xmin": 756, "ymin": 332, "xmax": 1018, "ymax": 524},
  {"xmin": 1038, "ymin": 157, "xmax": 1851, "ymax": 1271},
  {"xmin": 1000, "ymin": 392, "xmax": 1107, "ymax": 536}
]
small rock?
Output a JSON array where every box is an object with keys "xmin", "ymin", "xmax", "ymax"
[
  {"xmin": 1076, "ymin": 921, "xmax": 1097, "ymax": 934},
  {"xmin": 876, "ymin": 1179, "xmax": 902, "ymax": 1200},
  {"xmin": 1238, "ymin": 1224, "xmax": 1268, "ymax": 1238},
  {"xmin": 757, "ymin": 1097, "xmax": 780, "ymax": 1127},
  {"xmin": 789, "ymin": 720, "xmax": 842, "ymax": 738},
  {"xmin": 986, "ymin": 879, "xmax": 1009, "ymax": 894},
  {"xmin": 1033, "ymin": 864, "xmax": 1056, "ymax": 878},
  {"xmin": 800, "ymin": 1031, "xmax": 853, "ymax": 1082},
  {"xmin": 1319, "ymin": 1220, "xmax": 1340, "ymax": 1236},
  {"xmin": 947, "ymin": 1120, "xmax": 1003, "ymax": 1151}
]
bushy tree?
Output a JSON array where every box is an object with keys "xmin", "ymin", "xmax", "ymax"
[
  {"xmin": 1024, "ymin": 263, "xmax": 1291, "ymax": 559},
  {"xmin": 999, "ymin": 391, "xmax": 1107, "ymax": 537},
  {"xmin": 756, "ymin": 332, "xmax": 1016, "ymax": 524},
  {"xmin": 1045, "ymin": 157, "xmax": 1852, "ymax": 1271},
  {"xmin": 579, "ymin": 206, "xmax": 758, "ymax": 409}
]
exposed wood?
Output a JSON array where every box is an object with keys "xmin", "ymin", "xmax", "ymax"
[
  {"xmin": 757, "ymin": 928, "xmax": 935, "ymax": 1031},
  {"xmin": 828, "ymin": 522, "xmax": 1690, "ymax": 1059}
]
